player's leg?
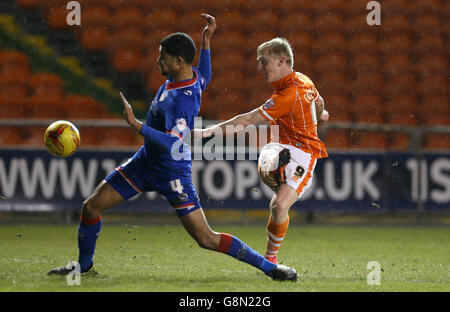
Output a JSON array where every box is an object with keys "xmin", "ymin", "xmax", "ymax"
[
  {"xmin": 76, "ymin": 180, "xmax": 124, "ymax": 272},
  {"xmin": 179, "ymin": 208, "xmax": 297, "ymax": 281},
  {"xmin": 264, "ymin": 184, "xmax": 298, "ymax": 263},
  {"xmin": 259, "ymin": 144, "xmax": 317, "ymax": 264},
  {"xmin": 48, "ymin": 180, "xmax": 124, "ymax": 275}
]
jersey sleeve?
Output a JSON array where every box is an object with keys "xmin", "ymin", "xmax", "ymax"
[
  {"xmin": 258, "ymin": 90, "xmax": 295, "ymax": 121},
  {"xmin": 165, "ymin": 93, "xmax": 196, "ymax": 139},
  {"xmin": 197, "ymin": 49, "xmax": 211, "ymax": 90}
]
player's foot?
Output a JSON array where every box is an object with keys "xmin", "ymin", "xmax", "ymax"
[
  {"xmin": 267, "ymin": 264, "xmax": 297, "ymax": 281},
  {"xmin": 47, "ymin": 262, "xmax": 97, "ymax": 276},
  {"xmin": 265, "ymin": 254, "xmax": 278, "ymax": 264},
  {"xmin": 271, "ymin": 148, "xmax": 290, "ymax": 190}
]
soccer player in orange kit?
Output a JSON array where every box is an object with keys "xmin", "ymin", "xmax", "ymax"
[{"xmin": 194, "ymin": 37, "xmax": 329, "ymax": 265}]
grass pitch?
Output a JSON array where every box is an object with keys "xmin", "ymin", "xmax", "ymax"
[{"xmin": 0, "ymin": 224, "xmax": 449, "ymax": 292}]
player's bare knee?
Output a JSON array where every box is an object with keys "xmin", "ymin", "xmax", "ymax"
[
  {"xmin": 81, "ymin": 198, "xmax": 100, "ymax": 219},
  {"xmin": 270, "ymin": 199, "xmax": 289, "ymax": 221},
  {"xmin": 196, "ymin": 232, "xmax": 220, "ymax": 251}
]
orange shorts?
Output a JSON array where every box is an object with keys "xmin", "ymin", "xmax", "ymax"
[{"xmin": 258, "ymin": 143, "xmax": 317, "ymax": 198}]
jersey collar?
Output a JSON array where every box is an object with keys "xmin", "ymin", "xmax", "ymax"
[
  {"xmin": 166, "ymin": 68, "xmax": 198, "ymax": 91},
  {"xmin": 270, "ymin": 71, "xmax": 296, "ymax": 91}
]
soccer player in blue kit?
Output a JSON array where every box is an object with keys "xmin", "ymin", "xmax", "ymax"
[{"xmin": 48, "ymin": 14, "xmax": 297, "ymax": 281}]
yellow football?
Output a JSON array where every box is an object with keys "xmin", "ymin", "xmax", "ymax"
[{"xmin": 44, "ymin": 120, "xmax": 81, "ymax": 157}]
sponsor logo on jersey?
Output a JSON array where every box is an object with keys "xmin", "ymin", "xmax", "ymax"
[
  {"xmin": 183, "ymin": 90, "xmax": 192, "ymax": 96},
  {"xmin": 159, "ymin": 90, "xmax": 168, "ymax": 102},
  {"xmin": 175, "ymin": 118, "xmax": 188, "ymax": 131},
  {"xmin": 263, "ymin": 98, "xmax": 274, "ymax": 110}
]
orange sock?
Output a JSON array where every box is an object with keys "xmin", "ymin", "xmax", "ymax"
[{"xmin": 265, "ymin": 216, "xmax": 290, "ymax": 258}]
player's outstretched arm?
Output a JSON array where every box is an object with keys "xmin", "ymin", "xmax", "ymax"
[
  {"xmin": 120, "ymin": 92, "xmax": 143, "ymax": 132},
  {"xmin": 193, "ymin": 108, "xmax": 268, "ymax": 139}
]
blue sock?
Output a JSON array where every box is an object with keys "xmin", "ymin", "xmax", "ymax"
[
  {"xmin": 217, "ymin": 233, "xmax": 276, "ymax": 274},
  {"xmin": 77, "ymin": 215, "xmax": 101, "ymax": 273}
]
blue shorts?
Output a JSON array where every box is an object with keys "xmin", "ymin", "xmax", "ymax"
[{"xmin": 105, "ymin": 157, "xmax": 201, "ymax": 217}]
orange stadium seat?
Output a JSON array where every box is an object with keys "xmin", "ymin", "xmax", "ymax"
[
  {"xmin": 320, "ymin": 91, "xmax": 349, "ymax": 111},
  {"xmin": 423, "ymin": 114, "xmax": 450, "ymax": 127},
  {"xmin": 347, "ymin": 33, "xmax": 379, "ymax": 54},
  {"xmin": 417, "ymin": 74, "xmax": 447, "ymax": 96},
  {"xmin": 29, "ymin": 88, "xmax": 65, "ymax": 119},
  {"xmin": 382, "ymin": 0, "xmax": 413, "ymax": 16},
  {"xmin": 380, "ymin": 15, "xmax": 411, "ymax": 35},
  {"xmin": 424, "ymin": 134, "xmax": 450, "ymax": 150},
  {"xmin": 178, "ymin": 10, "xmax": 208, "ymax": 32},
  {"xmin": 213, "ymin": 31, "xmax": 246, "ymax": 53},
  {"xmin": 110, "ymin": 7, "xmax": 144, "ymax": 30},
  {"xmin": 345, "ymin": 15, "xmax": 378, "ymax": 35},
  {"xmin": 324, "ymin": 129, "xmax": 352, "ymax": 149},
  {"xmin": 415, "ymin": 35, "xmax": 445, "ymax": 55},
  {"xmin": 0, "ymin": 50, "xmax": 30, "ymax": 68},
  {"xmin": 78, "ymin": 127, "xmax": 100, "ymax": 147},
  {"xmin": 314, "ymin": 52, "xmax": 347, "ymax": 73},
  {"xmin": 313, "ymin": 33, "xmax": 347, "ymax": 54},
  {"xmin": 0, "ymin": 85, "xmax": 29, "ymax": 118},
  {"xmin": 288, "ymin": 32, "xmax": 314, "ymax": 53},
  {"xmin": 349, "ymin": 53, "xmax": 380, "ymax": 75},
  {"xmin": 107, "ymin": 28, "xmax": 147, "ymax": 53},
  {"xmin": 314, "ymin": 13, "xmax": 345, "ymax": 36},
  {"xmin": 390, "ymin": 133, "xmax": 411, "ymax": 151},
  {"xmin": 247, "ymin": 11, "xmax": 278, "ymax": 32},
  {"xmin": 385, "ymin": 95, "xmax": 418, "ymax": 118},
  {"xmin": 409, "ymin": 0, "xmax": 442, "ymax": 17},
  {"xmin": 382, "ymin": 55, "xmax": 415, "ymax": 76},
  {"xmin": 211, "ymin": 70, "xmax": 248, "ymax": 94},
  {"xmin": 80, "ymin": 7, "xmax": 111, "ymax": 28},
  {"xmin": 312, "ymin": 0, "xmax": 348, "ymax": 15},
  {"xmin": 417, "ymin": 54, "xmax": 447, "ymax": 77},
  {"xmin": 142, "ymin": 9, "xmax": 179, "ymax": 33},
  {"xmin": 352, "ymin": 73, "xmax": 384, "ymax": 94},
  {"xmin": 419, "ymin": 95, "xmax": 448, "ymax": 118},
  {"xmin": 247, "ymin": 30, "xmax": 277, "ymax": 53},
  {"xmin": 379, "ymin": 35, "xmax": 414, "ymax": 55},
  {"xmin": 354, "ymin": 112, "xmax": 385, "ymax": 124},
  {"xmin": 278, "ymin": 13, "xmax": 314, "ymax": 35},
  {"xmin": 99, "ymin": 127, "xmax": 142, "ymax": 147},
  {"xmin": 80, "ymin": 27, "xmax": 111, "ymax": 52},
  {"xmin": 47, "ymin": 6, "xmax": 70, "ymax": 30},
  {"xmin": 214, "ymin": 91, "xmax": 247, "ymax": 120},
  {"xmin": 316, "ymin": 72, "xmax": 350, "ymax": 94},
  {"xmin": 63, "ymin": 94, "xmax": 110, "ymax": 119},
  {"xmin": 352, "ymin": 94, "xmax": 384, "ymax": 115},
  {"xmin": 295, "ymin": 51, "xmax": 313, "ymax": 75},
  {"xmin": 145, "ymin": 29, "xmax": 177, "ymax": 51},
  {"xmin": 22, "ymin": 125, "xmax": 47, "ymax": 147},
  {"xmin": 214, "ymin": 11, "xmax": 245, "ymax": 32},
  {"xmin": 355, "ymin": 131, "xmax": 388, "ymax": 149},
  {"xmin": 112, "ymin": 48, "xmax": 142, "ymax": 74},
  {"xmin": 329, "ymin": 111, "xmax": 353, "ymax": 122},
  {"xmin": 277, "ymin": 0, "xmax": 316, "ymax": 14},
  {"xmin": 389, "ymin": 114, "xmax": 418, "ymax": 126},
  {"xmin": 413, "ymin": 15, "xmax": 441, "ymax": 35},
  {"xmin": 385, "ymin": 73, "xmax": 416, "ymax": 98},
  {"xmin": 0, "ymin": 127, "xmax": 24, "ymax": 146},
  {"xmin": 17, "ymin": 0, "xmax": 40, "ymax": 9},
  {"xmin": 145, "ymin": 69, "xmax": 166, "ymax": 93},
  {"xmin": 214, "ymin": 51, "xmax": 246, "ymax": 73},
  {"xmin": 29, "ymin": 72, "xmax": 64, "ymax": 91},
  {"xmin": 0, "ymin": 63, "xmax": 31, "ymax": 86},
  {"xmin": 140, "ymin": 49, "xmax": 160, "ymax": 75}
]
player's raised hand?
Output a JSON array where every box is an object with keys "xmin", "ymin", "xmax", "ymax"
[
  {"xmin": 120, "ymin": 92, "xmax": 142, "ymax": 131},
  {"xmin": 201, "ymin": 14, "xmax": 217, "ymax": 39}
]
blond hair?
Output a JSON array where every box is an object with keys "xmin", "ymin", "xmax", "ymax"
[{"xmin": 257, "ymin": 38, "xmax": 294, "ymax": 69}]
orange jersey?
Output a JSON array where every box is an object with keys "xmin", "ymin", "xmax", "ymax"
[{"xmin": 258, "ymin": 71, "xmax": 328, "ymax": 159}]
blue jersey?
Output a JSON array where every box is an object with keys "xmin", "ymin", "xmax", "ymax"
[{"xmin": 134, "ymin": 49, "xmax": 211, "ymax": 177}]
